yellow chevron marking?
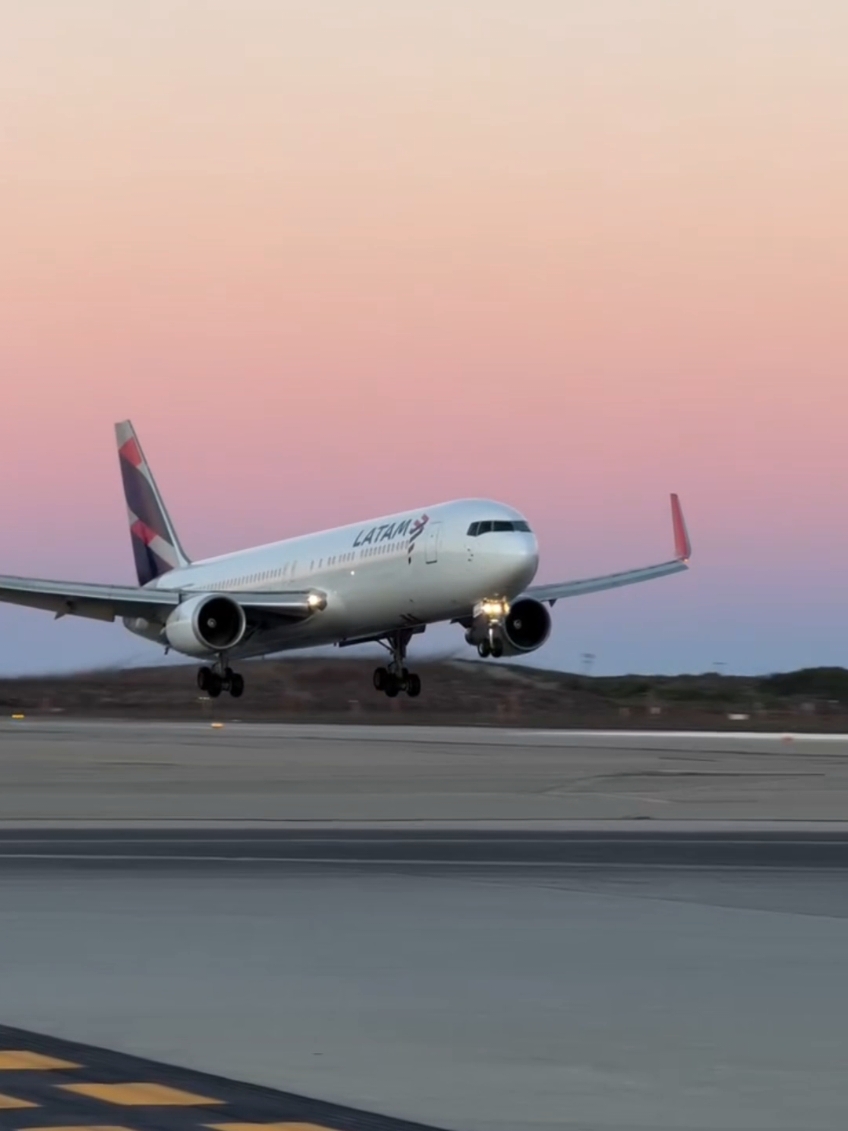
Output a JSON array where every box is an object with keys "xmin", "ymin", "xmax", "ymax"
[
  {"xmin": 0, "ymin": 1051, "xmax": 79, "ymax": 1070},
  {"xmin": 0, "ymin": 1092, "xmax": 38, "ymax": 1109},
  {"xmin": 63, "ymin": 1082, "xmax": 223, "ymax": 1106}
]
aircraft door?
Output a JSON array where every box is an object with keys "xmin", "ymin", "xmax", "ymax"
[{"xmin": 425, "ymin": 522, "xmax": 442, "ymax": 564}]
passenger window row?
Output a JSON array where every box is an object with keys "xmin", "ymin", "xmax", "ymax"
[
  {"xmin": 361, "ymin": 541, "xmax": 404, "ymax": 559},
  {"xmin": 206, "ymin": 563, "xmax": 296, "ymax": 591},
  {"xmin": 189, "ymin": 540, "xmax": 402, "ymax": 592}
]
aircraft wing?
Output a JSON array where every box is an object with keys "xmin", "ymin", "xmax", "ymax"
[
  {"xmin": 0, "ymin": 576, "xmax": 183, "ymax": 622},
  {"xmin": 522, "ymin": 493, "xmax": 691, "ymax": 606},
  {"xmin": 0, "ymin": 577, "xmax": 325, "ymax": 623}
]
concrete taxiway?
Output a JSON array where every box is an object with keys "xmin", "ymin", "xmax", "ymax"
[{"xmin": 2, "ymin": 722, "xmax": 848, "ymax": 1130}]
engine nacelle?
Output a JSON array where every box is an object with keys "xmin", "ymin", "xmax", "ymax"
[
  {"xmin": 164, "ymin": 594, "xmax": 247, "ymax": 658},
  {"xmin": 465, "ymin": 597, "xmax": 552, "ymax": 656},
  {"xmin": 501, "ymin": 597, "xmax": 551, "ymax": 655}
]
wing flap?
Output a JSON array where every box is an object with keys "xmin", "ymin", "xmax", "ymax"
[{"xmin": 523, "ymin": 493, "xmax": 691, "ymax": 606}]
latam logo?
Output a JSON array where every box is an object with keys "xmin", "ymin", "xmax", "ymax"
[
  {"xmin": 353, "ymin": 513, "xmax": 430, "ymax": 558},
  {"xmin": 407, "ymin": 513, "xmax": 429, "ymax": 555}
]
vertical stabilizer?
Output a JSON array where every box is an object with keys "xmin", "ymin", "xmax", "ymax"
[{"xmin": 115, "ymin": 421, "xmax": 191, "ymax": 586}]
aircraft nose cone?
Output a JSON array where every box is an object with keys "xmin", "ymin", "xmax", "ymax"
[{"xmin": 503, "ymin": 535, "xmax": 539, "ymax": 592}]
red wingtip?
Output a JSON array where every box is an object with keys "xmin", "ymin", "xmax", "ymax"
[{"xmin": 670, "ymin": 493, "xmax": 691, "ymax": 562}]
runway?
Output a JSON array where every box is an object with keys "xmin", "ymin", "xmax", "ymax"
[
  {"xmin": 2, "ymin": 826, "xmax": 848, "ymax": 870},
  {"xmin": 3, "ymin": 718, "xmax": 848, "ymax": 822},
  {"xmin": 2, "ymin": 722, "xmax": 848, "ymax": 1130},
  {"xmin": 0, "ymin": 1024, "xmax": 444, "ymax": 1131}
]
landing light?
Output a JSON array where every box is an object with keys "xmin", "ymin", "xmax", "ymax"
[
  {"xmin": 480, "ymin": 599, "xmax": 510, "ymax": 618},
  {"xmin": 307, "ymin": 593, "xmax": 326, "ymax": 610}
]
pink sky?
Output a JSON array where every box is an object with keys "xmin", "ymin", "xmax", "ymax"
[{"xmin": 1, "ymin": 1, "xmax": 847, "ymax": 674}]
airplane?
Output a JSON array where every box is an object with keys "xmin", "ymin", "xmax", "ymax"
[{"xmin": 0, "ymin": 421, "xmax": 692, "ymax": 699}]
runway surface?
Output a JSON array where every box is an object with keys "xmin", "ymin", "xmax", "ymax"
[
  {"xmin": 3, "ymin": 718, "xmax": 848, "ymax": 822},
  {"xmin": 0, "ymin": 1023, "xmax": 442, "ymax": 1131},
  {"xmin": 2, "ymin": 826, "xmax": 848, "ymax": 870},
  {"xmin": 2, "ymin": 722, "xmax": 848, "ymax": 1130}
]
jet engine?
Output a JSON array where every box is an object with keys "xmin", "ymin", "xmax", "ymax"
[
  {"xmin": 164, "ymin": 594, "xmax": 247, "ymax": 658},
  {"xmin": 465, "ymin": 596, "xmax": 552, "ymax": 657},
  {"xmin": 502, "ymin": 601, "xmax": 554, "ymax": 655},
  {"xmin": 500, "ymin": 597, "xmax": 552, "ymax": 654}
]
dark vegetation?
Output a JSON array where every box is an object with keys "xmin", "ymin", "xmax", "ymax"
[{"xmin": 2, "ymin": 660, "xmax": 848, "ymax": 729}]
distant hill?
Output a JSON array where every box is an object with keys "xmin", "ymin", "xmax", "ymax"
[{"xmin": 2, "ymin": 659, "xmax": 848, "ymax": 729}]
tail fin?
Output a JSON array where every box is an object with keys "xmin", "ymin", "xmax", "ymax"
[{"xmin": 115, "ymin": 420, "xmax": 191, "ymax": 586}]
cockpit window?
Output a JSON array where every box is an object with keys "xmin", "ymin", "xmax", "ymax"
[{"xmin": 467, "ymin": 519, "xmax": 532, "ymax": 536}]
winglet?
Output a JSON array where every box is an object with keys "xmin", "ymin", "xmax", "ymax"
[{"xmin": 671, "ymin": 493, "xmax": 691, "ymax": 562}]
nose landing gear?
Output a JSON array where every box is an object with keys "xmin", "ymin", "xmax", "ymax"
[
  {"xmin": 373, "ymin": 629, "xmax": 422, "ymax": 698},
  {"xmin": 198, "ymin": 660, "xmax": 245, "ymax": 699},
  {"xmin": 476, "ymin": 635, "xmax": 504, "ymax": 659},
  {"xmin": 466, "ymin": 598, "xmax": 509, "ymax": 659}
]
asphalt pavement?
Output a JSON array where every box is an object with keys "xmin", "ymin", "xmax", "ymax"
[
  {"xmin": 0, "ymin": 826, "xmax": 847, "ymax": 870},
  {"xmin": 1, "ymin": 722, "xmax": 848, "ymax": 1130}
]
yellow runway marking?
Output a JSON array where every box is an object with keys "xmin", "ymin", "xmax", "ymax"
[
  {"xmin": 209, "ymin": 1124, "xmax": 338, "ymax": 1130},
  {"xmin": 0, "ymin": 1092, "xmax": 37, "ymax": 1109},
  {"xmin": 0, "ymin": 1051, "xmax": 79, "ymax": 1070},
  {"xmin": 63, "ymin": 1082, "xmax": 224, "ymax": 1106}
]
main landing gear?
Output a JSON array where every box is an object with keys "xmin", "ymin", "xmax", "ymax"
[
  {"xmin": 476, "ymin": 636, "xmax": 504, "ymax": 659},
  {"xmin": 197, "ymin": 661, "xmax": 244, "ymax": 699},
  {"xmin": 373, "ymin": 629, "xmax": 422, "ymax": 698}
]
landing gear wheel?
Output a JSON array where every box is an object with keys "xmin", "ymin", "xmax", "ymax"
[
  {"xmin": 406, "ymin": 673, "xmax": 422, "ymax": 698},
  {"xmin": 478, "ymin": 640, "xmax": 491, "ymax": 658},
  {"xmin": 384, "ymin": 674, "xmax": 400, "ymax": 698},
  {"xmin": 197, "ymin": 666, "xmax": 212, "ymax": 691},
  {"xmin": 206, "ymin": 673, "xmax": 223, "ymax": 698},
  {"xmin": 374, "ymin": 630, "xmax": 417, "ymax": 698},
  {"xmin": 229, "ymin": 673, "xmax": 245, "ymax": 698},
  {"xmin": 491, "ymin": 638, "xmax": 504, "ymax": 658}
]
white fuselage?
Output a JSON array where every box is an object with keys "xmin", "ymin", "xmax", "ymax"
[{"xmin": 127, "ymin": 499, "xmax": 539, "ymax": 658}]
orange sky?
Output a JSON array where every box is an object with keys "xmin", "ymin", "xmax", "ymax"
[{"xmin": 1, "ymin": 1, "xmax": 847, "ymax": 673}]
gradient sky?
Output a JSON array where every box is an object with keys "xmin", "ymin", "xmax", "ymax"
[{"xmin": 1, "ymin": 0, "xmax": 847, "ymax": 676}]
